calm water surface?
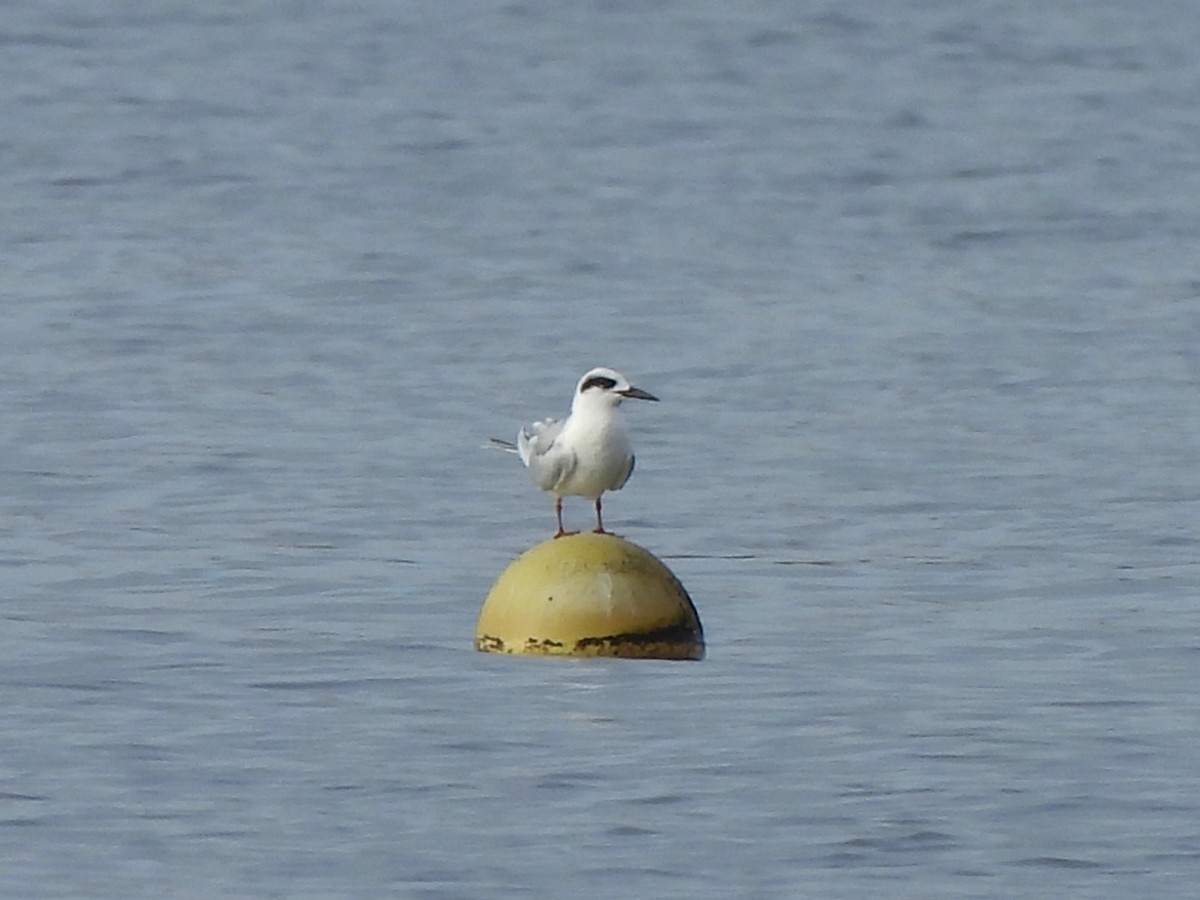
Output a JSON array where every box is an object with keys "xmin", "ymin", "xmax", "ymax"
[{"xmin": 3, "ymin": 1, "xmax": 1199, "ymax": 897}]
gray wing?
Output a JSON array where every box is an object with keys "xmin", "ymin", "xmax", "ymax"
[
  {"xmin": 613, "ymin": 453, "xmax": 635, "ymax": 490},
  {"xmin": 517, "ymin": 418, "xmax": 576, "ymax": 492}
]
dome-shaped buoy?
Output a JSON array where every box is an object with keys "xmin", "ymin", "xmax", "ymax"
[{"xmin": 476, "ymin": 533, "xmax": 704, "ymax": 660}]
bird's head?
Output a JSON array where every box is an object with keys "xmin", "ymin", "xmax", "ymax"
[{"xmin": 572, "ymin": 367, "xmax": 659, "ymax": 410}]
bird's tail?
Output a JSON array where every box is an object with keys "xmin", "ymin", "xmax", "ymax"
[{"xmin": 485, "ymin": 437, "xmax": 520, "ymax": 454}]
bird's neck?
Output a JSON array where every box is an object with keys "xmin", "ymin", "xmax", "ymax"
[{"xmin": 566, "ymin": 402, "xmax": 622, "ymax": 436}]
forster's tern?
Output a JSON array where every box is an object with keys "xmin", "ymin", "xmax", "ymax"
[{"xmin": 491, "ymin": 367, "xmax": 659, "ymax": 537}]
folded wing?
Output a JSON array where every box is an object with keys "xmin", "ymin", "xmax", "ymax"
[{"xmin": 518, "ymin": 418, "xmax": 576, "ymax": 493}]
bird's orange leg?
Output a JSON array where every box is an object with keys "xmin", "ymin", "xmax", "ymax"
[
  {"xmin": 592, "ymin": 496, "xmax": 611, "ymax": 534},
  {"xmin": 553, "ymin": 497, "xmax": 578, "ymax": 538}
]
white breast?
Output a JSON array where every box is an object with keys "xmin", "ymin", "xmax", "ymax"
[{"xmin": 555, "ymin": 416, "xmax": 633, "ymax": 499}]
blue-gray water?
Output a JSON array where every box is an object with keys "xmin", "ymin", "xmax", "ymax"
[{"xmin": 4, "ymin": 1, "xmax": 1200, "ymax": 897}]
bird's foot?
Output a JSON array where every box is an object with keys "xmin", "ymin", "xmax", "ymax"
[
  {"xmin": 591, "ymin": 526, "xmax": 612, "ymax": 535},
  {"xmin": 553, "ymin": 529, "xmax": 580, "ymax": 539}
]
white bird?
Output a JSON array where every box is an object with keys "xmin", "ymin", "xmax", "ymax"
[{"xmin": 491, "ymin": 367, "xmax": 659, "ymax": 538}]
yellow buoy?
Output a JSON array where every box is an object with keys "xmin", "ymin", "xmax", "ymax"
[{"xmin": 475, "ymin": 533, "xmax": 704, "ymax": 660}]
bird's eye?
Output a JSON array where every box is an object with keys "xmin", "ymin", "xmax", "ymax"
[{"xmin": 581, "ymin": 375, "xmax": 618, "ymax": 392}]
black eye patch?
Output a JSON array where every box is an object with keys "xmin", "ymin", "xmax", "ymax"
[{"xmin": 581, "ymin": 375, "xmax": 618, "ymax": 392}]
